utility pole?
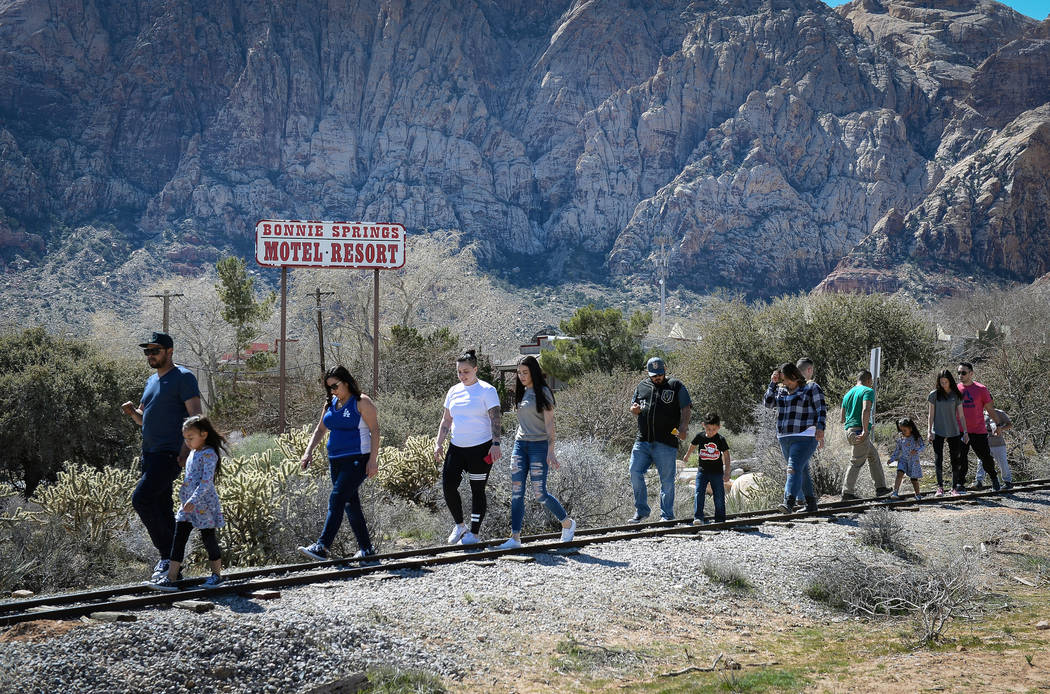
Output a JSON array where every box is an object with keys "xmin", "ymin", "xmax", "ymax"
[
  {"xmin": 655, "ymin": 238, "xmax": 670, "ymax": 331},
  {"xmin": 148, "ymin": 290, "xmax": 184, "ymax": 332},
  {"xmin": 311, "ymin": 287, "xmax": 335, "ymax": 379}
]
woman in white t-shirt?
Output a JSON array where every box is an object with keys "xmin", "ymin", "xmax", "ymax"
[{"xmin": 434, "ymin": 349, "xmax": 502, "ymax": 545}]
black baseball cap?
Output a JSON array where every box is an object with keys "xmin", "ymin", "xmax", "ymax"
[
  {"xmin": 646, "ymin": 357, "xmax": 666, "ymax": 376},
  {"xmin": 139, "ymin": 332, "xmax": 174, "ymax": 349}
]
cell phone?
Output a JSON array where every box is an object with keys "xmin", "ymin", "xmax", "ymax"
[{"xmin": 484, "ymin": 453, "xmax": 493, "ymax": 464}]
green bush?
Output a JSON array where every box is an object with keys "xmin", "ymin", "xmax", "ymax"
[
  {"xmin": 0, "ymin": 328, "xmax": 145, "ymax": 495},
  {"xmin": 540, "ymin": 305, "xmax": 651, "ymax": 383},
  {"xmin": 376, "ymin": 390, "xmax": 445, "ymax": 448},
  {"xmin": 672, "ymin": 293, "xmax": 936, "ymax": 431}
]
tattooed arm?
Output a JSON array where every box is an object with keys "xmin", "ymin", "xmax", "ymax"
[{"xmin": 487, "ymin": 406, "xmax": 502, "ymax": 463}]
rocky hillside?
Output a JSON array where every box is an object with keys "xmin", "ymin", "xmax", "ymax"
[{"xmin": 0, "ymin": 0, "xmax": 1047, "ymax": 308}]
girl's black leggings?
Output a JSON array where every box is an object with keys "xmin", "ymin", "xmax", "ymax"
[
  {"xmin": 170, "ymin": 521, "xmax": 221, "ymax": 563},
  {"xmin": 442, "ymin": 440, "xmax": 492, "ymax": 534}
]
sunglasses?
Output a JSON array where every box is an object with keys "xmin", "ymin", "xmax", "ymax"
[
  {"xmin": 956, "ymin": 370, "xmax": 969, "ymax": 375},
  {"xmin": 143, "ymin": 347, "xmax": 164, "ymax": 356},
  {"xmin": 325, "ymin": 381, "xmax": 342, "ymax": 390}
]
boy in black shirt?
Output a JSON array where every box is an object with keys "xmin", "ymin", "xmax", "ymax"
[{"xmin": 684, "ymin": 412, "xmax": 731, "ymax": 524}]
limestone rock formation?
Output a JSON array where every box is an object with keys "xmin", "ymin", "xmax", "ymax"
[{"xmin": 0, "ymin": 0, "xmax": 1047, "ymax": 304}]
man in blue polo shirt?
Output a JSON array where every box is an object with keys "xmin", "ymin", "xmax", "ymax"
[{"xmin": 121, "ymin": 332, "xmax": 201, "ymax": 580}]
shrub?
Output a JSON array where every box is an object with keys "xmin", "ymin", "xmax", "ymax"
[
  {"xmin": 0, "ymin": 328, "xmax": 145, "ymax": 495},
  {"xmin": 702, "ymin": 559, "xmax": 753, "ymax": 593},
  {"xmin": 554, "ymin": 370, "xmax": 641, "ymax": 454},
  {"xmin": 375, "ymin": 436, "xmax": 443, "ymax": 505},
  {"xmin": 542, "ymin": 437, "xmax": 634, "ymax": 530},
  {"xmin": 32, "ymin": 463, "xmax": 138, "ymax": 545},
  {"xmin": 805, "ymin": 550, "xmax": 980, "ymax": 645},
  {"xmin": 376, "ymin": 390, "xmax": 445, "ymax": 448},
  {"xmin": 858, "ymin": 507, "xmax": 909, "ymax": 556}
]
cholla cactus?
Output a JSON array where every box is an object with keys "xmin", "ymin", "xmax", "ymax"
[
  {"xmin": 32, "ymin": 463, "xmax": 137, "ymax": 544},
  {"xmin": 217, "ymin": 449, "xmax": 318, "ymax": 566},
  {"xmin": 375, "ymin": 435, "xmax": 443, "ymax": 503},
  {"xmin": 275, "ymin": 424, "xmax": 329, "ymax": 476}
]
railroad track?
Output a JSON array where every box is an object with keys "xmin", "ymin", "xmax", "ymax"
[{"xmin": 3, "ymin": 477, "xmax": 1048, "ymax": 627}]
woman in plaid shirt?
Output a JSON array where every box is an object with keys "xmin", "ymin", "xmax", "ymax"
[{"xmin": 764, "ymin": 362, "xmax": 827, "ymax": 513}]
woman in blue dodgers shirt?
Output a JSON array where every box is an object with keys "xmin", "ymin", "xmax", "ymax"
[{"xmin": 297, "ymin": 366, "xmax": 380, "ymax": 561}]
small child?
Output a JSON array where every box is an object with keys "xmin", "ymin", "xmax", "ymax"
[
  {"xmin": 888, "ymin": 417, "xmax": 925, "ymax": 501},
  {"xmin": 684, "ymin": 412, "xmax": 731, "ymax": 525},
  {"xmin": 148, "ymin": 415, "xmax": 226, "ymax": 591}
]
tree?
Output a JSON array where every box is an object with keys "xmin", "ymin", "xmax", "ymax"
[
  {"xmin": 381, "ymin": 325, "xmax": 461, "ymax": 400},
  {"xmin": 540, "ymin": 305, "xmax": 652, "ymax": 383},
  {"xmin": 671, "ymin": 293, "xmax": 936, "ymax": 431},
  {"xmin": 139, "ymin": 273, "xmax": 236, "ymax": 411},
  {"xmin": 215, "ymin": 256, "xmax": 275, "ymax": 389},
  {"xmin": 0, "ymin": 328, "xmax": 146, "ymax": 495}
]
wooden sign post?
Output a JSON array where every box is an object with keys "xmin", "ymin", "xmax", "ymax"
[{"xmin": 255, "ymin": 220, "xmax": 406, "ymax": 431}]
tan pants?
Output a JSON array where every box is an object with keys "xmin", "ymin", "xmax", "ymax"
[{"xmin": 842, "ymin": 429, "xmax": 886, "ymax": 494}]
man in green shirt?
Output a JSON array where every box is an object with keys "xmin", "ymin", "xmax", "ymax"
[{"xmin": 840, "ymin": 369, "xmax": 891, "ymax": 500}]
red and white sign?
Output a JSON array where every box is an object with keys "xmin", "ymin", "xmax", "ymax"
[{"xmin": 255, "ymin": 219, "xmax": 406, "ymax": 269}]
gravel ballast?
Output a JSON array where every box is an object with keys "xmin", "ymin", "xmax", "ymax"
[{"xmin": 2, "ymin": 490, "xmax": 1047, "ymax": 694}]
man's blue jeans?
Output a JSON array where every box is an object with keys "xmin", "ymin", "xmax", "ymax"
[
  {"xmin": 694, "ymin": 470, "xmax": 726, "ymax": 522},
  {"xmin": 629, "ymin": 440, "xmax": 679, "ymax": 520},
  {"xmin": 779, "ymin": 435, "xmax": 818, "ymax": 505}
]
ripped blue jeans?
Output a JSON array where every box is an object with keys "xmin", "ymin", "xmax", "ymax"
[{"xmin": 510, "ymin": 439, "xmax": 567, "ymax": 533}]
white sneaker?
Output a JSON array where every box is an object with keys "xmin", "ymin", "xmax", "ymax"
[
  {"xmin": 447, "ymin": 524, "xmax": 467, "ymax": 544},
  {"xmin": 458, "ymin": 531, "xmax": 478, "ymax": 545},
  {"xmin": 560, "ymin": 519, "xmax": 577, "ymax": 542},
  {"xmin": 496, "ymin": 538, "xmax": 521, "ymax": 550}
]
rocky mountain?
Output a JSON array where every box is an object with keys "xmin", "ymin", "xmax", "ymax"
[{"xmin": 0, "ymin": 0, "xmax": 1047, "ymax": 308}]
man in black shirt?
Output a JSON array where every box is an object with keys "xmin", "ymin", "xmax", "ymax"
[{"xmin": 628, "ymin": 357, "xmax": 691, "ymax": 522}]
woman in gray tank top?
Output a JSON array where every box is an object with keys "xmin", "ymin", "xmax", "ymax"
[
  {"xmin": 496, "ymin": 356, "xmax": 576, "ymax": 549},
  {"xmin": 926, "ymin": 369, "xmax": 968, "ymax": 497}
]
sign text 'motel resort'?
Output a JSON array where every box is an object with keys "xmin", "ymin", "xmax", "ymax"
[{"xmin": 255, "ymin": 220, "xmax": 406, "ymax": 269}]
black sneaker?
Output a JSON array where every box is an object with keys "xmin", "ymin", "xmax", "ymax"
[
  {"xmin": 298, "ymin": 542, "xmax": 329, "ymax": 561},
  {"xmin": 352, "ymin": 548, "xmax": 380, "ymax": 566},
  {"xmin": 840, "ymin": 492, "xmax": 860, "ymax": 502},
  {"xmin": 974, "ymin": 480, "xmax": 985, "ymax": 490},
  {"xmin": 150, "ymin": 559, "xmax": 170, "ymax": 581},
  {"xmin": 874, "ymin": 487, "xmax": 893, "ymax": 497},
  {"xmin": 1004, "ymin": 481, "xmax": 1014, "ymax": 490},
  {"xmin": 146, "ymin": 577, "xmax": 180, "ymax": 593}
]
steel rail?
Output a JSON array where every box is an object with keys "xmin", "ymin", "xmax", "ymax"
[{"xmin": 2, "ymin": 478, "xmax": 1048, "ymax": 627}]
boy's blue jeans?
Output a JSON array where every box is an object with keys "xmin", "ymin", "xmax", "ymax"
[{"xmin": 694, "ymin": 470, "xmax": 726, "ymax": 522}]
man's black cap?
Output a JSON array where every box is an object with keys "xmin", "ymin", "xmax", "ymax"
[{"xmin": 139, "ymin": 332, "xmax": 174, "ymax": 349}]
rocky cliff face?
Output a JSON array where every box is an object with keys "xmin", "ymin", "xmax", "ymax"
[
  {"xmin": 0, "ymin": 0, "xmax": 1047, "ymax": 301},
  {"xmin": 820, "ymin": 4, "xmax": 1050, "ymax": 294}
]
